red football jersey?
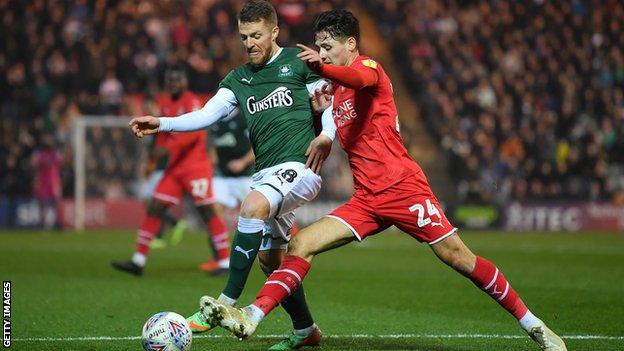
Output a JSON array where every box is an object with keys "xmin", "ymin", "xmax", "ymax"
[
  {"xmin": 157, "ymin": 91, "xmax": 209, "ymax": 169},
  {"xmin": 330, "ymin": 56, "xmax": 425, "ymax": 193}
]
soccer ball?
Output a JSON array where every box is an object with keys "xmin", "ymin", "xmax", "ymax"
[{"xmin": 141, "ymin": 312, "xmax": 192, "ymax": 351}]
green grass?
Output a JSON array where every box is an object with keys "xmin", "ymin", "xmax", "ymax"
[{"xmin": 1, "ymin": 229, "xmax": 623, "ymax": 350}]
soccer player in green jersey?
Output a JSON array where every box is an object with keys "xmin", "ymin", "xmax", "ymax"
[{"xmin": 129, "ymin": 1, "xmax": 335, "ymax": 349}]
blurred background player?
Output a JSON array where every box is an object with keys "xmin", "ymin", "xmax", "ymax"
[
  {"xmin": 31, "ymin": 133, "xmax": 63, "ymax": 230},
  {"xmin": 199, "ymin": 110, "xmax": 254, "ymax": 274},
  {"xmin": 138, "ymin": 96, "xmax": 186, "ymax": 250},
  {"xmin": 112, "ymin": 68, "xmax": 230, "ymax": 276}
]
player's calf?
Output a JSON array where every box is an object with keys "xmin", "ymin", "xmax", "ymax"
[
  {"xmin": 431, "ymin": 234, "xmax": 566, "ymax": 349},
  {"xmin": 430, "ymin": 232, "xmax": 476, "ymax": 275}
]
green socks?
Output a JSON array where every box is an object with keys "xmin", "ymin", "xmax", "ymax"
[{"xmin": 222, "ymin": 217, "xmax": 264, "ymax": 299}]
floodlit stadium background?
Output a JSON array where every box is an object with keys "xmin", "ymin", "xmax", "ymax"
[
  {"xmin": 2, "ymin": 0, "xmax": 623, "ymax": 231},
  {"xmin": 0, "ymin": 1, "xmax": 623, "ymax": 350}
]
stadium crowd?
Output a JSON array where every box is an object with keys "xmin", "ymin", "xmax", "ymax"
[
  {"xmin": 1, "ymin": 0, "xmax": 623, "ymax": 205},
  {"xmin": 0, "ymin": 0, "xmax": 350, "ymax": 201},
  {"xmin": 368, "ymin": 0, "xmax": 624, "ymax": 204}
]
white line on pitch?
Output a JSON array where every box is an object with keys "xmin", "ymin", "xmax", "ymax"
[{"xmin": 12, "ymin": 334, "xmax": 624, "ymax": 342}]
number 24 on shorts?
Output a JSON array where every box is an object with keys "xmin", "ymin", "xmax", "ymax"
[{"xmin": 409, "ymin": 199, "xmax": 443, "ymax": 228}]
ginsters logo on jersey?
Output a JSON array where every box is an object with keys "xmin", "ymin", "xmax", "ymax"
[{"xmin": 246, "ymin": 86, "xmax": 293, "ymax": 115}]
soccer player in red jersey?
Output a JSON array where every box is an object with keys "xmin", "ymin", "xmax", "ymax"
[
  {"xmin": 199, "ymin": 9, "xmax": 567, "ymax": 351},
  {"xmin": 112, "ymin": 68, "xmax": 231, "ymax": 277}
]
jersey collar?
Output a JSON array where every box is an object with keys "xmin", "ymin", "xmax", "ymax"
[{"xmin": 266, "ymin": 47, "xmax": 283, "ymax": 65}]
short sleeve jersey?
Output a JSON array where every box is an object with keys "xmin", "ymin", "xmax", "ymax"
[{"xmin": 219, "ymin": 47, "xmax": 321, "ymax": 171}]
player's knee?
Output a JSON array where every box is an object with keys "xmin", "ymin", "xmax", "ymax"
[
  {"xmin": 147, "ymin": 200, "xmax": 168, "ymax": 217},
  {"xmin": 258, "ymin": 259, "xmax": 278, "ymax": 276},
  {"xmin": 287, "ymin": 234, "xmax": 313, "ymax": 258},
  {"xmin": 442, "ymin": 247, "xmax": 474, "ymax": 275},
  {"xmin": 258, "ymin": 252, "xmax": 281, "ymax": 276},
  {"xmin": 239, "ymin": 203, "xmax": 269, "ymax": 219},
  {"xmin": 196, "ymin": 204, "xmax": 216, "ymax": 221},
  {"xmin": 239, "ymin": 192, "xmax": 270, "ymax": 220}
]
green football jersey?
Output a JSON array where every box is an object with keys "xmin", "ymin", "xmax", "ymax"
[
  {"xmin": 209, "ymin": 112, "xmax": 254, "ymax": 177},
  {"xmin": 219, "ymin": 47, "xmax": 321, "ymax": 171}
]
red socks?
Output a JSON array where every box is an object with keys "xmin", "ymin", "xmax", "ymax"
[
  {"xmin": 470, "ymin": 256, "xmax": 528, "ymax": 319},
  {"xmin": 253, "ymin": 255, "xmax": 311, "ymax": 315},
  {"xmin": 207, "ymin": 216, "xmax": 230, "ymax": 261},
  {"xmin": 135, "ymin": 216, "xmax": 163, "ymax": 256},
  {"xmin": 252, "ymin": 255, "xmax": 528, "ymax": 321}
]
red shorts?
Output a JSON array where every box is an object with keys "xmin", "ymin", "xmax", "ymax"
[
  {"xmin": 153, "ymin": 164, "xmax": 215, "ymax": 206},
  {"xmin": 328, "ymin": 176, "xmax": 457, "ymax": 244}
]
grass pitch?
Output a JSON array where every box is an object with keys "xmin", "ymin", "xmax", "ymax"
[{"xmin": 1, "ymin": 229, "xmax": 623, "ymax": 350}]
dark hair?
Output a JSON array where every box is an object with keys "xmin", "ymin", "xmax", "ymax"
[
  {"xmin": 313, "ymin": 9, "xmax": 360, "ymax": 42},
  {"xmin": 164, "ymin": 65, "xmax": 187, "ymax": 82},
  {"xmin": 238, "ymin": 0, "xmax": 277, "ymax": 26}
]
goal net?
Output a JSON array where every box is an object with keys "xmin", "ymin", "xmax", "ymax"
[{"xmin": 70, "ymin": 116, "xmax": 149, "ymax": 230}]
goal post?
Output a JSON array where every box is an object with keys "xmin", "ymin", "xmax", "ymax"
[{"xmin": 72, "ymin": 116, "xmax": 141, "ymax": 230}]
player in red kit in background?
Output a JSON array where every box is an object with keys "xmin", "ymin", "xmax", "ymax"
[
  {"xmin": 138, "ymin": 96, "xmax": 186, "ymax": 250},
  {"xmin": 112, "ymin": 68, "xmax": 231, "ymax": 277},
  {"xmin": 199, "ymin": 10, "xmax": 567, "ymax": 351}
]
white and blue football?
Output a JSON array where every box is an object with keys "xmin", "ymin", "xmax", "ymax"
[{"xmin": 141, "ymin": 312, "xmax": 192, "ymax": 351}]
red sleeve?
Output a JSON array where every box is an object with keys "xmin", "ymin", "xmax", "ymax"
[
  {"xmin": 154, "ymin": 133, "xmax": 168, "ymax": 147},
  {"xmin": 318, "ymin": 61, "xmax": 378, "ymax": 90},
  {"xmin": 191, "ymin": 96, "xmax": 202, "ymax": 111},
  {"xmin": 164, "ymin": 131, "xmax": 202, "ymax": 151},
  {"xmin": 184, "ymin": 92, "xmax": 202, "ymax": 112},
  {"xmin": 163, "ymin": 94, "xmax": 204, "ymax": 154}
]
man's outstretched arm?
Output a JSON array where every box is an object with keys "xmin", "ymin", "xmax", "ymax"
[
  {"xmin": 129, "ymin": 88, "xmax": 238, "ymax": 138},
  {"xmin": 159, "ymin": 88, "xmax": 238, "ymax": 132}
]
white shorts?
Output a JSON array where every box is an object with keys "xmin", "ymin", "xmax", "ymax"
[
  {"xmin": 250, "ymin": 162, "xmax": 322, "ymax": 250},
  {"xmin": 213, "ymin": 176, "xmax": 252, "ymax": 208},
  {"xmin": 140, "ymin": 170, "xmax": 164, "ymax": 200}
]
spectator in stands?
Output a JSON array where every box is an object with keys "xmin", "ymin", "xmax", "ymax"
[
  {"xmin": 367, "ymin": 0, "xmax": 624, "ymax": 204},
  {"xmin": 32, "ymin": 133, "xmax": 63, "ymax": 229},
  {"xmin": 99, "ymin": 70, "xmax": 123, "ymax": 114},
  {"xmin": 1, "ymin": 0, "xmax": 622, "ymax": 208}
]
